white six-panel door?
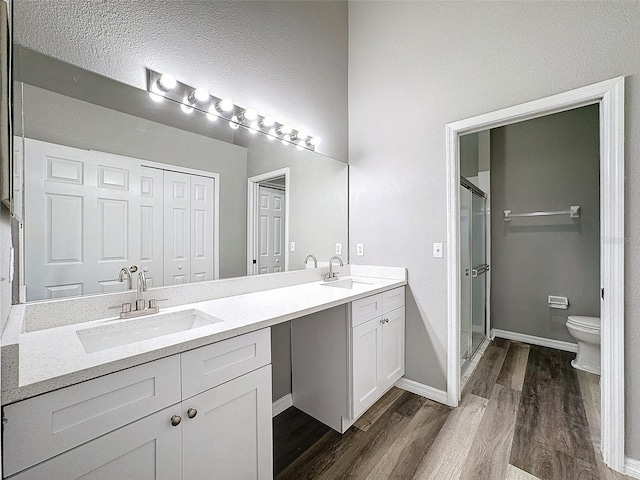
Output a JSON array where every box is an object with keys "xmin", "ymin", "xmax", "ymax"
[
  {"xmin": 24, "ymin": 139, "xmax": 141, "ymax": 301},
  {"xmin": 257, "ymin": 186, "xmax": 285, "ymax": 274}
]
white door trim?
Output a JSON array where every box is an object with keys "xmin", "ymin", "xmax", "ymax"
[
  {"xmin": 247, "ymin": 168, "xmax": 290, "ymax": 276},
  {"xmin": 445, "ymin": 77, "xmax": 625, "ymax": 471}
]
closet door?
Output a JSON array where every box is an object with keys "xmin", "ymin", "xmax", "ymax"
[
  {"xmin": 163, "ymin": 171, "xmax": 191, "ymax": 284},
  {"xmin": 140, "ymin": 166, "xmax": 164, "ymax": 288},
  {"xmin": 190, "ymin": 175, "xmax": 215, "ymax": 282}
]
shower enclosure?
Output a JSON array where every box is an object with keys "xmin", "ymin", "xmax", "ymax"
[{"xmin": 460, "ymin": 178, "xmax": 488, "ymax": 369}]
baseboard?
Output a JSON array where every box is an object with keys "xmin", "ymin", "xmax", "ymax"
[
  {"xmin": 625, "ymin": 457, "xmax": 640, "ymax": 478},
  {"xmin": 395, "ymin": 378, "xmax": 449, "ymax": 405},
  {"xmin": 272, "ymin": 393, "xmax": 293, "ymax": 417},
  {"xmin": 491, "ymin": 329, "xmax": 578, "ymax": 353}
]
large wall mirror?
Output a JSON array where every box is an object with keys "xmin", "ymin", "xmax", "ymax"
[{"xmin": 12, "ymin": 45, "xmax": 348, "ymax": 302}]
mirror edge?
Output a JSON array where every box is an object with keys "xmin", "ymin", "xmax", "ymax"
[{"xmin": 0, "ymin": 0, "xmax": 12, "ymax": 214}]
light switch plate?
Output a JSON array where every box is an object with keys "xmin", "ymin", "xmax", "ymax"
[
  {"xmin": 336, "ymin": 243, "xmax": 342, "ymax": 255},
  {"xmin": 356, "ymin": 243, "xmax": 364, "ymax": 256},
  {"xmin": 290, "ymin": 241, "xmax": 296, "ymax": 252},
  {"xmin": 433, "ymin": 242, "xmax": 443, "ymax": 258}
]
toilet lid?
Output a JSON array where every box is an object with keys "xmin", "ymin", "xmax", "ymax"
[{"xmin": 567, "ymin": 316, "xmax": 600, "ymax": 329}]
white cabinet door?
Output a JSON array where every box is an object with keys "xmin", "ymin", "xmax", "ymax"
[
  {"xmin": 380, "ymin": 306, "xmax": 405, "ymax": 389},
  {"xmin": 352, "ymin": 317, "xmax": 382, "ymax": 419},
  {"xmin": 9, "ymin": 406, "xmax": 182, "ymax": 480},
  {"xmin": 182, "ymin": 365, "xmax": 273, "ymax": 480}
]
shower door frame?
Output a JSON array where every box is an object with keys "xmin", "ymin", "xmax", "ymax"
[{"xmin": 445, "ymin": 77, "xmax": 625, "ymax": 472}]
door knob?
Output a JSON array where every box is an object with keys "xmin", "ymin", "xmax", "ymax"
[
  {"xmin": 171, "ymin": 415, "xmax": 182, "ymax": 426},
  {"xmin": 187, "ymin": 408, "xmax": 198, "ymax": 419}
]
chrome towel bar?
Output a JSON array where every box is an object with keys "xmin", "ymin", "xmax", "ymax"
[{"xmin": 503, "ymin": 205, "xmax": 580, "ymax": 221}]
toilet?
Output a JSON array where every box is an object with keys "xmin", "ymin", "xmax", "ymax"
[{"xmin": 566, "ymin": 316, "xmax": 601, "ymax": 375}]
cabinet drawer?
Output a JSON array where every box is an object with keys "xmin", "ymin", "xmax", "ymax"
[
  {"xmin": 383, "ymin": 287, "xmax": 405, "ymax": 314},
  {"xmin": 181, "ymin": 328, "xmax": 271, "ymax": 399},
  {"xmin": 351, "ymin": 293, "xmax": 383, "ymax": 327},
  {"xmin": 3, "ymin": 355, "xmax": 181, "ymax": 477}
]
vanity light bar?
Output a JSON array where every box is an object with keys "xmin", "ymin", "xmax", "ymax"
[{"xmin": 146, "ymin": 69, "xmax": 321, "ymax": 151}]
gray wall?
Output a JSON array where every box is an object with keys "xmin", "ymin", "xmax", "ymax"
[
  {"xmin": 348, "ymin": 1, "xmax": 640, "ymax": 457},
  {"xmin": 13, "ymin": 0, "xmax": 348, "ymax": 162},
  {"xmin": 460, "ymin": 133, "xmax": 479, "ymax": 179},
  {"xmin": 18, "ymin": 84, "xmax": 249, "ymax": 280},
  {"xmin": 490, "ymin": 105, "xmax": 600, "ymax": 342}
]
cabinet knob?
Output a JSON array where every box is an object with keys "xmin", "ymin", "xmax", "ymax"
[
  {"xmin": 171, "ymin": 415, "xmax": 182, "ymax": 426},
  {"xmin": 380, "ymin": 318, "xmax": 389, "ymax": 324},
  {"xmin": 187, "ymin": 408, "xmax": 198, "ymax": 419},
  {"xmin": 178, "ymin": 265, "xmax": 183, "ymax": 271}
]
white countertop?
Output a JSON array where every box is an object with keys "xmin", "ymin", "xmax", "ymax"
[{"xmin": 3, "ymin": 272, "xmax": 406, "ymax": 404}]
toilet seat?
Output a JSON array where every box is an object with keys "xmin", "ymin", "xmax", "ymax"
[{"xmin": 567, "ymin": 315, "xmax": 600, "ymax": 331}]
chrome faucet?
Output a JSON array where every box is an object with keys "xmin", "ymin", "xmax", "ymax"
[
  {"xmin": 304, "ymin": 254, "xmax": 318, "ymax": 268},
  {"xmin": 112, "ymin": 265, "xmax": 160, "ymax": 319},
  {"xmin": 117, "ymin": 267, "xmax": 133, "ymax": 290},
  {"xmin": 325, "ymin": 256, "xmax": 344, "ymax": 282},
  {"xmin": 136, "ymin": 270, "xmax": 147, "ymax": 311}
]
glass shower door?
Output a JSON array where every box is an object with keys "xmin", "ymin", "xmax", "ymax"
[
  {"xmin": 470, "ymin": 191, "xmax": 487, "ymax": 354},
  {"xmin": 460, "ymin": 181, "xmax": 488, "ymax": 369}
]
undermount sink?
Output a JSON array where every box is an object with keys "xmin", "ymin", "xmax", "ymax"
[
  {"xmin": 77, "ymin": 309, "xmax": 222, "ymax": 353},
  {"xmin": 320, "ymin": 278, "xmax": 374, "ymax": 289}
]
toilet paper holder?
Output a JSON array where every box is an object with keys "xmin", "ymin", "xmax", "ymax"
[{"xmin": 548, "ymin": 295, "xmax": 569, "ymax": 309}]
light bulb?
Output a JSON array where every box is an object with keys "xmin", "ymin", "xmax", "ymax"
[
  {"xmin": 193, "ymin": 87, "xmax": 209, "ymax": 102},
  {"xmin": 280, "ymin": 124, "xmax": 293, "ymax": 135},
  {"xmin": 148, "ymin": 91, "xmax": 164, "ymax": 103},
  {"xmin": 249, "ymin": 120, "xmax": 260, "ymax": 133},
  {"xmin": 206, "ymin": 106, "xmax": 218, "ymax": 121},
  {"xmin": 282, "ymin": 134, "xmax": 291, "ymax": 145},
  {"xmin": 267, "ymin": 127, "xmax": 277, "ymax": 139},
  {"xmin": 297, "ymin": 139, "xmax": 305, "ymax": 150},
  {"xmin": 229, "ymin": 115, "xmax": 240, "ymax": 129},
  {"xmin": 158, "ymin": 73, "xmax": 177, "ymax": 91},
  {"xmin": 297, "ymin": 129, "xmax": 309, "ymax": 140},
  {"xmin": 262, "ymin": 115, "xmax": 275, "ymax": 127},
  {"xmin": 218, "ymin": 98, "xmax": 234, "ymax": 112},
  {"xmin": 243, "ymin": 108, "xmax": 258, "ymax": 121},
  {"xmin": 181, "ymin": 96, "xmax": 193, "ymax": 114},
  {"xmin": 309, "ymin": 136, "xmax": 321, "ymax": 146}
]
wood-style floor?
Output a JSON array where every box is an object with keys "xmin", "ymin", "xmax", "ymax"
[{"xmin": 273, "ymin": 339, "xmax": 631, "ymax": 480}]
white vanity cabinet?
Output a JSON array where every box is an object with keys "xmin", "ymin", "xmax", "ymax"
[
  {"xmin": 2, "ymin": 329, "xmax": 272, "ymax": 480},
  {"xmin": 351, "ymin": 288, "xmax": 406, "ymax": 419},
  {"xmin": 291, "ymin": 286, "xmax": 405, "ymax": 433}
]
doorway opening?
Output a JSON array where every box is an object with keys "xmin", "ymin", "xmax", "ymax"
[
  {"xmin": 445, "ymin": 77, "xmax": 625, "ymax": 471},
  {"xmin": 247, "ymin": 167, "xmax": 290, "ymax": 275}
]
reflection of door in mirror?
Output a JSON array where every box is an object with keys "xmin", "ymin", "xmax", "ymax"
[
  {"xmin": 23, "ymin": 138, "xmax": 219, "ymax": 301},
  {"xmin": 257, "ymin": 185, "xmax": 285, "ymax": 274}
]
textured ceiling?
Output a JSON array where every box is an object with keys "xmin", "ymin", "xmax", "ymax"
[{"xmin": 13, "ymin": 0, "xmax": 348, "ymax": 161}]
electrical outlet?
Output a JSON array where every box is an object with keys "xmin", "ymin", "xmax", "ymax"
[
  {"xmin": 290, "ymin": 241, "xmax": 296, "ymax": 252},
  {"xmin": 336, "ymin": 243, "xmax": 342, "ymax": 255},
  {"xmin": 356, "ymin": 243, "xmax": 364, "ymax": 256},
  {"xmin": 433, "ymin": 242, "xmax": 443, "ymax": 258}
]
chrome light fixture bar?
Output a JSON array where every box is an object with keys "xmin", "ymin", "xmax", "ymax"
[{"xmin": 146, "ymin": 69, "xmax": 321, "ymax": 151}]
